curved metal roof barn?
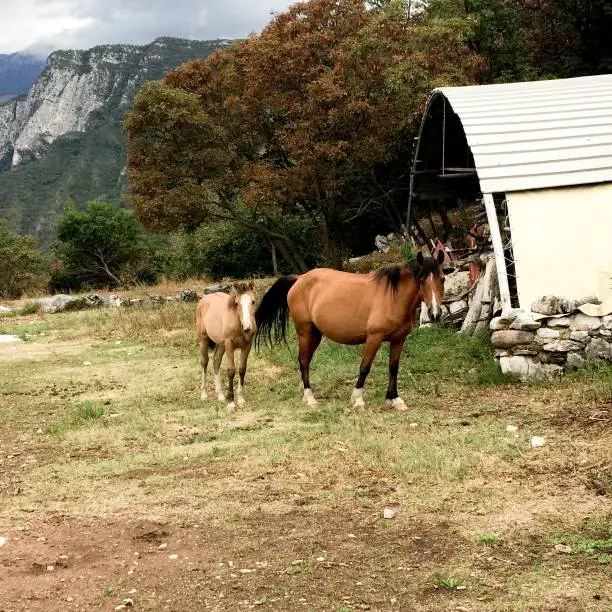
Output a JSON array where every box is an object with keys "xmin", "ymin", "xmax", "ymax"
[{"xmin": 410, "ymin": 73, "xmax": 612, "ymax": 311}]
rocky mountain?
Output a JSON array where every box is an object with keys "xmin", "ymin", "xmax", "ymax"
[
  {"xmin": 0, "ymin": 37, "xmax": 232, "ymax": 241},
  {"xmin": 0, "ymin": 52, "xmax": 46, "ymax": 100}
]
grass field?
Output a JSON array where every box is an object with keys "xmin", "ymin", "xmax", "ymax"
[{"xmin": 0, "ymin": 300, "xmax": 611, "ymax": 611}]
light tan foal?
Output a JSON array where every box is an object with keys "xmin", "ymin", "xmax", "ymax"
[{"xmin": 195, "ymin": 283, "xmax": 256, "ymax": 409}]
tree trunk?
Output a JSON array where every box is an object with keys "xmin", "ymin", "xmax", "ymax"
[
  {"xmin": 320, "ymin": 211, "xmax": 344, "ymax": 270},
  {"xmin": 270, "ymin": 241, "xmax": 278, "ymax": 275}
]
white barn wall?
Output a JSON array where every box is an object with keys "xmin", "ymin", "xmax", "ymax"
[{"xmin": 506, "ymin": 183, "xmax": 612, "ymax": 308}]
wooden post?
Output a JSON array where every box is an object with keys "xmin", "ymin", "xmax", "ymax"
[
  {"xmin": 475, "ymin": 259, "xmax": 497, "ymax": 335},
  {"xmin": 483, "ymin": 193, "xmax": 512, "ymax": 313},
  {"xmin": 460, "ymin": 273, "xmax": 485, "ymax": 335}
]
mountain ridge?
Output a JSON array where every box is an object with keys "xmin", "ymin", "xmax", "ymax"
[{"xmin": 0, "ymin": 37, "xmax": 232, "ymax": 241}]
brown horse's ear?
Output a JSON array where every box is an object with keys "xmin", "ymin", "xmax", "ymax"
[
  {"xmin": 416, "ymin": 251, "xmax": 424, "ymax": 266},
  {"xmin": 436, "ymin": 250, "xmax": 445, "ymax": 265}
]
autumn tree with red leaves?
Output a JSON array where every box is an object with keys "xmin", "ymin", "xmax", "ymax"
[{"xmin": 125, "ymin": 0, "xmax": 482, "ymax": 270}]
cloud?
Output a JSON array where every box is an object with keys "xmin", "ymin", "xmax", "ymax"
[{"xmin": 0, "ymin": 0, "xmax": 294, "ymax": 54}]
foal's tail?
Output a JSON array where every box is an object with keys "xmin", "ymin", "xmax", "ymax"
[{"xmin": 255, "ymin": 275, "xmax": 299, "ymax": 350}]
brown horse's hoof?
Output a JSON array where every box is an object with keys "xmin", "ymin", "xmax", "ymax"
[
  {"xmin": 227, "ymin": 401, "xmax": 236, "ymax": 410},
  {"xmin": 386, "ymin": 397, "xmax": 408, "ymax": 411}
]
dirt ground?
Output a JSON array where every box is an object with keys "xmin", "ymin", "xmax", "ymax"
[{"xmin": 1, "ymin": 314, "xmax": 610, "ymax": 612}]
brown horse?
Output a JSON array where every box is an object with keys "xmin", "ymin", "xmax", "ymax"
[
  {"xmin": 196, "ymin": 282, "xmax": 256, "ymax": 409},
  {"xmin": 255, "ymin": 251, "xmax": 445, "ymax": 410}
]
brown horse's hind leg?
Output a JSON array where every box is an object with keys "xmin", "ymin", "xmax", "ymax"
[
  {"xmin": 297, "ymin": 324, "xmax": 322, "ymax": 406},
  {"xmin": 351, "ymin": 333, "xmax": 384, "ymax": 409},
  {"xmin": 198, "ymin": 335, "xmax": 210, "ymax": 400},
  {"xmin": 212, "ymin": 343, "xmax": 226, "ymax": 402},
  {"xmin": 385, "ymin": 338, "xmax": 408, "ymax": 411}
]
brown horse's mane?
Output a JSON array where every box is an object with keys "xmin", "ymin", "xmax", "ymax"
[{"xmin": 373, "ymin": 257, "xmax": 440, "ymax": 293}]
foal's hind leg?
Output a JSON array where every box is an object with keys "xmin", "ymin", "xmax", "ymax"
[
  {"xmin": 197, "ymin": 336, "xmax": 210, "ymax": 400},
  {"xmin": 351, "ymin": 333, "xmax": 384, "ymax": 409},
  {"xmin": 385, "ymin": 337, "xmax": 408, "ymax": 411},
  {"xmin": 236, "ymin": 341, "xmax": 252, "ymax": 407},
  {"xmin": 297, "ymin": 324, "xmax": 322, "ymax": 407},
  {"xmin": 212, "ymin": 343, "xmax": 226, "ymax": 402}
]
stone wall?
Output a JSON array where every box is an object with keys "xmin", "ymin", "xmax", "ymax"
[{"xmin": 490, "ymin": 296, "xmax": 612, "ymax": 380}]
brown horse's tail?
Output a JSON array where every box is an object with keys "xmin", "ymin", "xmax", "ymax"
[{"xmin": 254, "ymin": 275, "xmax": 299, "ymax": 350}]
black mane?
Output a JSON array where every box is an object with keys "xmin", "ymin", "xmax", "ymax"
[{"xmin": 373, "ymin": 256, "xmax": 441, "ymax": 292}]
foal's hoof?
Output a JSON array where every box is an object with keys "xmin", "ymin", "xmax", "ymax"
[
  {"xmin": 217, "ymin": 394, "xmax": 226, "ymax": 402},
  {"xmin": 302, "ymin": 389, "xmax": 317, "ymax": 407},
  {"xmin": 386, "ymin": 397, "xmax": 408, "ymax": 411},
  {"xmin": 200, "ymin": 391, "xmax": 208, "ymax": 400},
  {"xmin": 227, "ymin": 401, "xmax": 236, "ymax": 410}
]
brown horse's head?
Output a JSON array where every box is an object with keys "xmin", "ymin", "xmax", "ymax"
[
  {"xmin": 228, "ymin": 282, "xmax": 256, "ymax": 333},
  {"xmin": 413, "ymin": 250, "xmax": 445, "ymax": 322}
]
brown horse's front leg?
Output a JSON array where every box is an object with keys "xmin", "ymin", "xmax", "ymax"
[
  {"xmin": 351, "ymin": 334, "xmax": 384, "ymax": 409},
  {"xmin": 225, "ymin": 340, "xmax": 237, "ymax": 409},
  {"xmin": 386, "ymin": 337, "xmax": 408, "ymax": 411}
]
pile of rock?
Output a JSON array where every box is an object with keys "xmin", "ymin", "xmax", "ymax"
[
  {"xmin": 491, "ymin": 295, "xmax": 612, "ymax": 380},
  {"xmin": 1, "ymin": 289, "xmax": 205, "ymax": 315}
]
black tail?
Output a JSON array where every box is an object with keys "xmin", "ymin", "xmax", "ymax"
[{"xmin": 255, "ymin": 275, "xmax": 299, "ymax": 350}]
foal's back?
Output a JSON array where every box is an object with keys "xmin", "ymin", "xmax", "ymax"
[{"xmin": 196, "ymin": 292, "xmax": 230, "ymax": 345}]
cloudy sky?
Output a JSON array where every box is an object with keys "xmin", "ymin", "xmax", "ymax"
[{"xmin": 1, "ymin": 0, "xmax": 295, "ymax": 54}]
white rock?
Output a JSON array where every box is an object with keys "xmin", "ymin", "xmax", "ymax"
[
  {"xmin": 489, "ymin": 317, "xmax": 506, "ymax": 331},
  {"xmin": 0, "ymin": 536, "xmax": 7, "ymax": 547},
  {"xmin": 542, "ymin": 340, "xmax": 584, "ymax": 352},
  {"xmin": 443, "ymin": 270, "xmax": 470, "ymax": 301},
  {"xmin": 554, "ymin": 544, "xmax": 572, "ymax": 554},
  {"xmin": 510, "ymin": 312, "xmax": 541, "ymax": 331},
  {"xmin": 82, "ymin": 361, "xmax": 93, "ymax": 366},
  {"xmin": 566, "ymin": 352, "xmax": 585, "ymax": 370},
  {"xmin": 37, "ymin": 294, "xmax": 78, "ymax": 313},
  {"xmin": 499, "ymin": 355, "xmax": 546, "ymax": 381},
  {"xmin": 108, "ymin": 295, "xmax": 125, "ymax": 308},
  {"xmin": 382, "ymin": 508, "xmax": 395, "ymax": 519},
  {"xmin": 531, "ymin": 296, "xmax": 560, "ymax": 316},
  {"xmin": 168, "ymin": 554, "xmax": 178, "ymax": 560},
  {"xmin": 570, "ymin": 313, "xmax": 602, "ymax": 332},
  {"xmin": 0, "ymin": 305, "xmax": 13, "ymax": 313},
  {"xmin": 536, "ymin": 327, "xmax": 560, "ymax": 340},
  {"xmin": 547, "ymin": 317, "xmax": 571, "ymax": 328},
  {"xmin": 491, "ymin": 330, "xmax": 535, "ymax": 349},
  {"xmin": 531, "ymin": 436, "xmax": 546, "ymax": 448},
  {"xmin": 585, "ymin": 338, "xmax": 612, "ymax": 361},
  {"xmin": 506, "ymin": 424, "xmax": 518, "ymax": 434},
  {"xmin": 569, "ymin": 331, "xmax": 590, "ymax": 343},
  {"xmin": 498, "ymin": 308, "xmax": 522, "ymax": 325},
  {"xmin": 448, "ymin": 299, "xmax": 468, "ymax": 315}
]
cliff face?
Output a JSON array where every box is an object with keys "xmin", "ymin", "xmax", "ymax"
[
  {"xmin": 0, "ymin": 38, "xmax": 230, "ymax": 168},
  {"xmin": 0, "ymin": 37, "xmax": 231, "ymax": 238}
]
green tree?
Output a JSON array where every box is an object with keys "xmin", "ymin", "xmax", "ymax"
[
  {"xmin": 0, "ymin": 219, "xmax": 46, "ymax": 299},
  {"xmin": 54, "ymin": 202, "xmax": 146, "ymax": 288}
]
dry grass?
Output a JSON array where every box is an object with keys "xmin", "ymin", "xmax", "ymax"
[{"xmin": 1, "ymin": 302, "xmax": 611, "ymax": 611}]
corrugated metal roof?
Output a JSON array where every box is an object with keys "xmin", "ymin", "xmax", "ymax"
[{"xmin": 434, "ymin": 74, "xmax": 612, "ymax": 193}]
